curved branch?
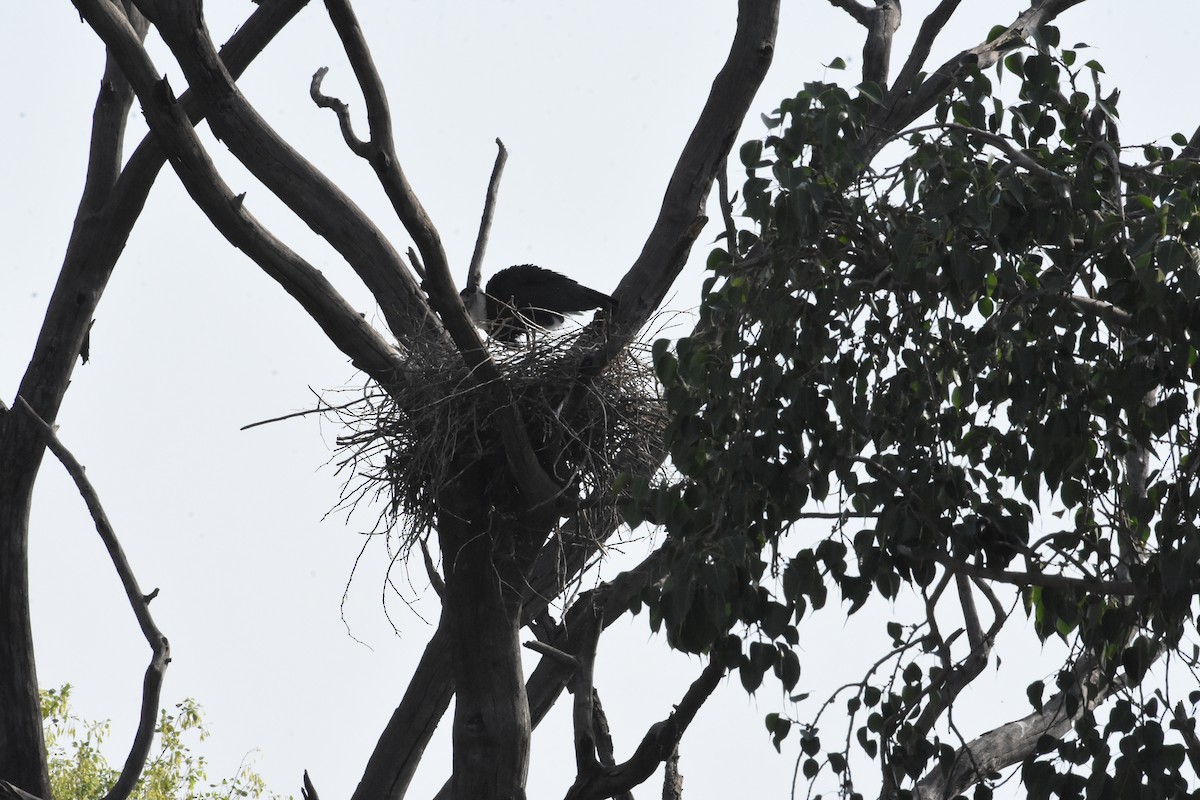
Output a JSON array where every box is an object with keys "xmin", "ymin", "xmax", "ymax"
[
  {"xmin": 135, "ymin": 0, "xmax": 434, "ymax": 345},
  {"xmin": 70, "ymin": 0, "xmax": 407, "ymax": 385},
  {"xmin": 603, "ymin": 0, "xmax": 779, "ymax": 357},
  {"xmin": 564, "ymin": 659, "xmax": 726, "ymax": 800},
  {"xmin": 14, "ymin": 399, "xmax": 169, "ymax": 800}
]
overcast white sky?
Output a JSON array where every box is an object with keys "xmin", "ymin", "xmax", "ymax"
[{"xmin": 3, "ymin": 2, "xmax": 1199, "ymax": 798}]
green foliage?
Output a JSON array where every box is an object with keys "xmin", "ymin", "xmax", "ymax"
[
  {"xmin": 41, "ymin": 685, "xmax": 280, "ymax": 800},
  {"xmin": 631, "ymin": 25, "xmax": 1200, "ymax": 800}
]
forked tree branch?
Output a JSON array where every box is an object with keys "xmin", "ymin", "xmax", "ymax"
[
  {"xmin": 872, "ymin": 0, "xmax": 1089, "ymax": 148},
  {"xmin": 564, "ymin": 659, "xmax": 726, "ymax": 800},
  {"xmin": 131, "ymin": 0, "xmax": 434, "ymax": 345},
  {"xmin": 13, "ymin": 399, "xmax": 169, "ymax": 800},
  {"xmin": 70, "ymin": 0, "xmax": 407, "ymax": 386},
  {"xmin": 317, "ymin": 0, "xmax": 562, "ymax": 507}
]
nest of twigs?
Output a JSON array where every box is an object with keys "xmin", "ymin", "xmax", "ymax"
[{"xmin": 328, "ymin": 325, "xmax": 666, "ymax": 548}]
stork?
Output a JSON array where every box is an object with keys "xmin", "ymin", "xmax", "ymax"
[{"xmin": 460, "ymin": 264, "xmax": 613, "ymax": 343}]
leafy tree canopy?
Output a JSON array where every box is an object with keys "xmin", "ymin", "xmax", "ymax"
[
  {"xmin": 41, "ymin": 687, "xmax": 279, "ymax": 800},
  {"xmin": 634, "ymin": 28, "xmax": 1200, "ymax": 800}
]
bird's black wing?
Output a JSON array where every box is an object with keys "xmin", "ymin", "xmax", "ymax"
[{"xmin": 486, "ymin": 265, "xmax": 612, "ymax": 314}]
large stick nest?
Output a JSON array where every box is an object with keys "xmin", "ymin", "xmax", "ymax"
[{"xmin": 329, "ymin": 327, "xmax": 666, "ymax": 548}]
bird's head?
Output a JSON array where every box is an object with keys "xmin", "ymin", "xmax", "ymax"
[{"xmin": 459, "ymin": 286, "xmax": 488, "ymax": 326}]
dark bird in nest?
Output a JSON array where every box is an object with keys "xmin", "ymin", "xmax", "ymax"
[{"xmin": 460, "ymin": 264, "xmax": 613, "ymax": 343}]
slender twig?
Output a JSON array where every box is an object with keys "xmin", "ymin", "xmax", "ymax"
[
  {"xmin": 565, "ymin": 658, "xmax": 726, "ymax": 800},
  {"xmin": 419, "ymin": 538, "xmax": 446, "ymax": 598},
  {"xmin": 466, "ymin": 139, "xmax": 508, "ymax": 291},
  {"xmin": 15, "ymin": 398, "xmax": 169, "ymax": 800},
  {"xmin": 309, "ymin": 66, "xmax": 371, "ymax": 158}
]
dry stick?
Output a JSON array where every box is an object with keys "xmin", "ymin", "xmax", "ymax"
[
  {"xmin": 318, "ymin": 0, "xmax": 561, "ymax": 508},
  {"xmin": 14, "ymin": 398, "xmax": 169, "ymax": 800},
  {"xmin": 467, "ymin": 140, "xmax": 509, "ymax": 291}
]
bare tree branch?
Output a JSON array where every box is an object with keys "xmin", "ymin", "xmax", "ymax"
[
  {"xmin": 14, "ymin": 398, "xmax": 169, "ymax": 800},
  {"xmin": 570, "ymin": 602, "xmax": 604, "ymax": 776},
  {"xmin": 0, "ymin": 5, "xmax": 307, "ymax": 794},
  {"xmin": 70, "ymin": 0, "xmax": 407, "ymax": 386},
  {"xmin": 564, "ymin": 659, "xmax": 726, "ymax": 800},
  {"xmin": 662, "ymin": 746, "xmax": 683, "ymax": 800},
  {"xmin": 467, "ymin": 140, "xmax": 509, "ymax": 292},
  {"xmin": 889, "ymin": 0, "xmax": 965, "ymax": 96},
  {"xmin": 317, "ymin": 0, "xmax": 562, "ymax": 507},
  {"xmin": 134, "ymin": 0, "xmax": 434, "ymax": 345}
]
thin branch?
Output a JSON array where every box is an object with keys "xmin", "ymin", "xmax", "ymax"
[
  {"xmin": 309, "ymin": 66, "xmax": 371, "ymax": 158},
  {"xmin": 589, "ymin": 693, "xmax": 634, "ymax": 800},
  {"xmin": 419, "ymin": 538, "xmax": 445, "ymax": 599},
  {"xmin": 15, "ymin": 398, "xmax": 169, "ymax": 800},
  {"xmin": 889, "ymin": 0, "xmax": 965, "ymax": 95},
  {"xmin": 899, "ymin": 122, "xmax": 1068, "ymax": 184},
  {"xmin": 467, "ymin": 139, "xmax": 508, "ymax": 291},
  {"xmin": 570, "ymin": 602, "xmax": 605, "ymax": 776}
]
